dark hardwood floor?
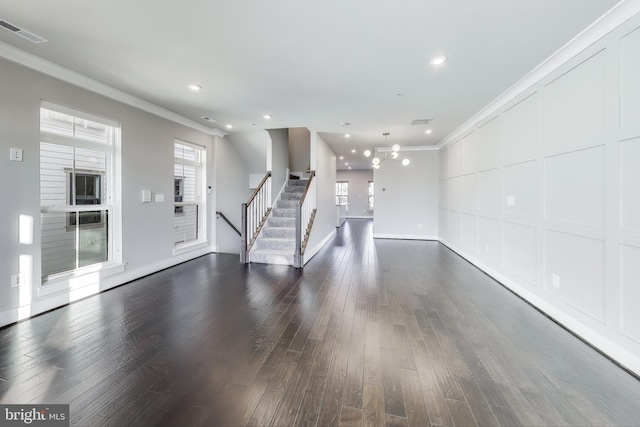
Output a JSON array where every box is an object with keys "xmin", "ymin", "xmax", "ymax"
[{"xmin": 2, "ymin": 219, "xmax": 640, "ymax": 426}]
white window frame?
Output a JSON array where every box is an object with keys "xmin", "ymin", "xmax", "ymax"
[
  {"xmin": 336, "ymin": 181, "xmax": 349, "ymax": 206},
  {"xmin": 39, "ymin": 101, "xmax": 122, "ymax": 290},
  {"xmin": 173, "ymin": 138, "xmax": 207, "ymax": 255}
]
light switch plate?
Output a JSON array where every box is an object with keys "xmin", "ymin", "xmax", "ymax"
[
  {"xmin": 141, "ymin": 190, "xmax": 152, "ymax": 203},
  {"xmin": 155, "ymin": 193, "xmax": 164, "ymax": 202},
  {"xmin": 10, "ymin": 148, "xmax": 23, "ymax": 162}
]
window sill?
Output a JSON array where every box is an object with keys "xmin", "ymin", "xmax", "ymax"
[
  {"xmin": 173, "ymin": 240, "xmax": 209, "ymax": 257},
  {"xmin": 38, "ymin": 262, "xmax": 126, "ymax": 297}
]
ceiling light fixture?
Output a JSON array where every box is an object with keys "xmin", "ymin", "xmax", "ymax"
[
  {"xmin": 187, "ymin": 84, "xmax": 203, "ymax": 91},
  {"xmin": 425, "ymin": 129, "xmax": 432, "ymax": 134},
  {"xmin": 263, "ymin": 114, "xmax": 272, "ymax": 119},
  {"xmin": 366, "ymin": 133, "xmax": 410, "ymax": 169},
  {"xmin": 430, "ymin": 56, "xmax": 447, "ymax": 66},
  {"xmin": 345, "ymin": 134, "xmax": 351, "ymax": 138},
  {"xmin": 351, "ymin": 149, "xmax": 356, "ymax": 153},
  {"xmin": 201, "ymin": 116, "xmax": 216, "ymax": 122},
  {"xmin": 339, "ymin": 156, "xmax": 344, "ymax": 160},
  {"xmin": 225, "ymin": 124, "xmax": 233, "ymax": 129},
  {"xmin": 340, "ymin": 122, "xmax": 351, "ymax": 127}
]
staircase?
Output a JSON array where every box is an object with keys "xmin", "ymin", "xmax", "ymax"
[{"xmin": 249, "ymin": 178, "xmax": 307, "ymax": 265}]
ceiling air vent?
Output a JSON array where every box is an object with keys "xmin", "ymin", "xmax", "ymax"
[
  {"xmin": 0, "ymin": 19, "xmax": 47, "ymax": 43},
  {"xmin": 411, "ymin": 118, "xmax": 433, "ymax": 126}
]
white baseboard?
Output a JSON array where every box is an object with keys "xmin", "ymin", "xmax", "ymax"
[
  {"xmin": 0, "ymin": 246, "xmax": 213, "ymax": 329},
  {"xmin": 373, "ymin": 233, "xmax": 438, "ymax": 241},
  {"xmin": 438, "ymin": 237, "xmax": 640, "ymax": 377},
  {"xmin": 304, "ymin": 229, "xmax": 337, "ymax": 265}
]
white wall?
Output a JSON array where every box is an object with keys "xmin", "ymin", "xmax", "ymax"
[
  {"xmin": 438, "ymin": 12, "xmax": 640, "ymax": 375},
  {"xmin": 226, "ymin": 130, "xmax": 269, "ymax": 175},
  {"xmin": 373, "ymin": 150, "xmax": 439, "ymax": 240},
  {"xmin": 305, "ymin": 132, "xmax": 337, "ymax": 262},
  {"xmin": 289, "ymin": 127, "xmax": 311, "ymax": 174},
  {"xmin": 336, "ymin": 169, "xmax": 374, "ymax": 218},
  {"xmin": 0, "ymin": 57, "xmax": 214, "ymax": 327},
  {"xmin": 214, "ymin": 136, "xmax": 251, "ymax": 254},
  {"xmin": 267, "ymin": 128, "xmax": 289, "ymax": 203}
]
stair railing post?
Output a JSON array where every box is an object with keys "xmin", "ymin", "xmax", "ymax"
[
  {"xmin": 240, "ymin": 202, "xmax": 248, "ymax": 264},
  {"xmin": 294, "ymin": 203, "xmax": 302, "ymax": 268}
]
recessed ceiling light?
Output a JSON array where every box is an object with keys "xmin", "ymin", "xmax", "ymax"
[
  {"xmin": 364, "ymin": 150, "xmax": 371, "ymax": 157},
  {"xmin": 345, "ymin": 162, "xmax": 349, "ymax": 166},
  {"xmin": 345, "ymin": 134, "xmax": 350, "ymax": 138},
  {"xmin": 348, "ymin": 167, "xmax": 352, "ymax": 170},
  {"xmin": 201, "ymin": 116, "xmax": 216, "ymax": 122},
  {"xmin": 225, "ymin": 124, "xmax": 233, "ymax": 129},
  {"xmin": 351, "ymin": 149, "xmax": 356, "ymax": 153},
  {"xmin": 425, "ymin": 129, "xmax": 432, "ymax": 134},
  {"xmin": 263, "ymin": 114, "xmax": 272, "ymax": 119},
  {"xmin": 339, "ymin": 156, "xmax": 344, "ymax": 160},
  {"xmin": 187, "ymin": 84, "xmax": 202, "ymax": 91},
  {"xmin": 340, "ymin": 122, "xmax": 351, "ymax": 127},
  {"xmin": 430, "ymin": 56, "xmax": 447, "ymax": 66}
]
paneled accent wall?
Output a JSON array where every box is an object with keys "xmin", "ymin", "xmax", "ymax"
[{"xmin": 438, "ymin": 13, "xmax": 640, "ymax": 374}]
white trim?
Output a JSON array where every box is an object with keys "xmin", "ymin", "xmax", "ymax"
[
  {"xmin": 376, "ymin": 145, "xmax": 439, "ymax": 152},
  {"xmin": 38, "ymin": 262, "xmax": 126, "ymax": 297},
  {"xmin": 438, "ymin": 237, "xmax": 640, "ymax": 376},
  {"xmin": 0, "ymin": 40, "xmax": 227, "ymax": 137},
  {"xmin": 346, "ymin": 215, "xmax": 373, "ymax": 219},
  {"xmin": 303, "ymin": 228, "xmax": 337, "ymax": 265},
  {"xmin": 373, "ymin": 233, "xmax": 438, "ymax": 240},
  {"xmin": 173, "ymin": 240, "xmax": 209, "ymax": 257},
  {"xmin": 437, "ymin": 0, "xmax": 640, "ymax": 149}
]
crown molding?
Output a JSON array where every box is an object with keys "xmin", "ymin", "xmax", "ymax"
[
  {"xmin": 376, "ymin": 145, "xmax": 438, "ymax": 152},
  {"xmin": 0, "ymin": 40, "xmax": 227, "ymax": 138},
  {"xmin": 437, "ymin": 0, "xmax": 640, "ymax": 150}
]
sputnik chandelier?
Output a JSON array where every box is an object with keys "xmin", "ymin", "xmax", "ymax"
[{"xmin": 364, "ymin": 132, "xmax": 410, "ymax": 169}]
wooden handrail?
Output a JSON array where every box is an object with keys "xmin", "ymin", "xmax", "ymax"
[
  {"xmin": 246, "ymin": 172, "xmax": 272, "ymax": 206},
  {"xmin": 298, "ymin": 171, "xmax": 316, "ymax": 206}
]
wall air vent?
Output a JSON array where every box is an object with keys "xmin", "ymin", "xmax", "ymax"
[
  {"xmin": 0, "ymin": 19, "xmax": 47, "ymax": 43},
  {"xmin": 411, "ymin": 118, "xmax": 433, "ymax": 125}
]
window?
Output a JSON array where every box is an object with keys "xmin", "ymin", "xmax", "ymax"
[
  {"xmin": 336, "ymin": 181, "xmax": 349, "ymax": 206},
  {"xmin": 174, "ymin": 140, "xmax": 205, "ymax": 246},
  {"xmin": 40, "ymin": 103, "xmax": 119, "ymax": 282},
  {"xmin": 368, "ymin": 181, "xmax": 374, "ymax": 211}
]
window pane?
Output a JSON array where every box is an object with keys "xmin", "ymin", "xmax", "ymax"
[
  {"xmin": 40, "ymin": 108, "xmax": 74, "ymax": 137},
  {"xmin": 74, "ymin": 117, "xmax": 108, "ymax": 143},
  {"xmin": 40, "ymin": 142, "xmax": 73, "ymax": 207},
  {"xmin": 174, "ymin": 142, "xmax": 198, "ymax": 162},
  {"xmin": 174, "ymin": 204, "xmax": 198, "ymax": 244},
  {"xmin": 174, "ymin": 164, "xmax": 197, "ymax": 203},
  {"xmin": 41, "ymin": 212, "xmax": 76, "ymax": 278},
  {"xmin": 78, "ymin": 211, "xmax": 108, "ymax": 268}
]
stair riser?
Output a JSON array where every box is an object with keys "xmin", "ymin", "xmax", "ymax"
[
  {"xmin": 256, "ymin": 239, "xmax": 295, "ymax": 251},
  {"xmin": 249, "ymin": 252, "xmax": 294, "ymax": 265},
  {"xmin": 276, "ymin": 200, "xmax": 298, "ymax": 209},
  {"xmin": 268, "ymin": 218, "xmax": 295, "ymax": 228},
  {"xmin": 288, "ymin": 179, "xmax": 308, "ymax": 186},
  {"xmin": 284, "ymin": 186, "xmax": 305, "ymax": 194},
  {"xmin": 273, "ymin": 209, "xmax": 295, "ymax": 218},
  {"xmin": 281, "ymin": 193, "xmax": 302, "ymax": 201},
  {"xmin": 262, "ymin": 228, "xmax": 296, "ymax": 238}
]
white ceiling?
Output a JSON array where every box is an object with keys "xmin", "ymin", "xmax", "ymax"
[{"xmin": 0, "ymin": 0, "xmax": 621, "ymax": 169}]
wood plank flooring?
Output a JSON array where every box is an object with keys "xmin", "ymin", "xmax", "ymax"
[{"xmin": 2, "ymin": 219, "xmax": 640, "ymax": 426}]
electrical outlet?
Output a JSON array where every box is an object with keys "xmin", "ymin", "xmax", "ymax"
[
  {"xmin": 507, "ymin": 196, "xmax": 515, "ymax": 206},
  {"xmin": 11, "ymin": 273, "xmax": 24, "ymax": 288},
  {"xmin": 552, "ymin": 274, "xmax": 560, "ymax": 289}
]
